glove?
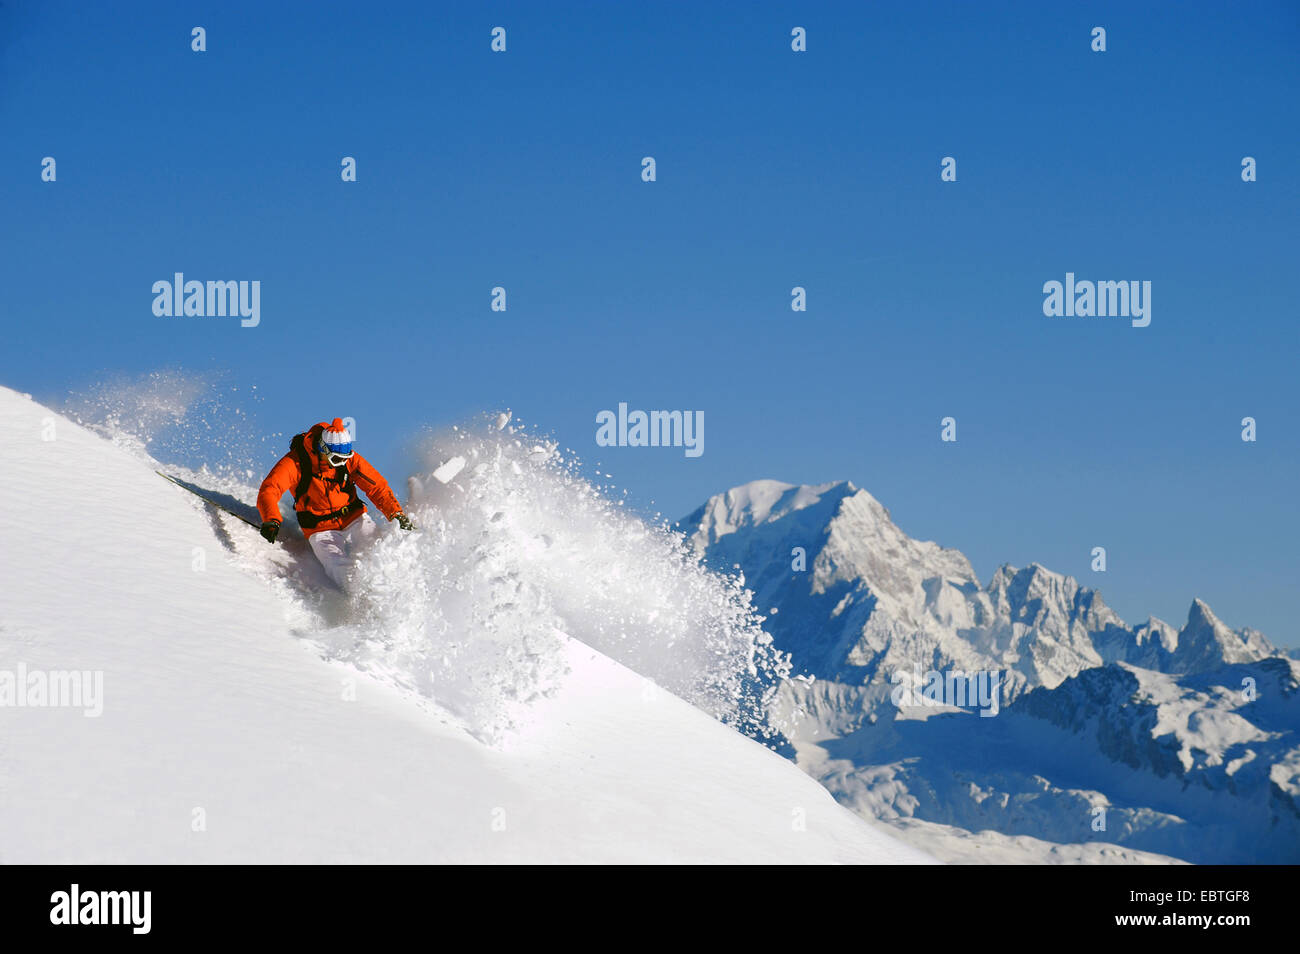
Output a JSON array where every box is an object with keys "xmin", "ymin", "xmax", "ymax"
[
  {"xmin": 394, "ymin": 511, "xmax": 415, "ymax": 531},
  {"xmin": 260, "ymin": 519, "xmax": 281, "ymax": 544}
]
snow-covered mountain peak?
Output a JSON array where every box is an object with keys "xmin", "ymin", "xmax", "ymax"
[
  {"xmin": 988, "ymin": 563, "xmax": 1123, "ymax": 634},
  {"xmin": 1133, "ymin": 616, "xmax": 1180, "ymax": 654},
  {"xmin": 815, "ymin": 487, "xmax": 977, "ymax": 598},
  {"xmin": 680, "ymin": 478, "xmax": 1286, "ymax": 693},
  {"xmin": 682, "ymin": 479, "xmax": 860, "ymax": 553},
  {"xmin": 679, "ymin": 474, "xmax": 1296, "ymax": 863},
  {"xmin": 1188, "ymin": 597, "xmax": 1225, "ymax": 630},
  {"xmin": 1174, "ymin": 596, "xmax": 1277, "ymax": 671}
]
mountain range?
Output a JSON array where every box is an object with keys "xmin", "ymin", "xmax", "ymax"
[{"xmin": 679, "ymin": 479, "xmax": 1299, "ymax": 863}]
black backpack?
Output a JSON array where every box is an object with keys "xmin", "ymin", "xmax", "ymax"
[{"xmin": 288, "ymin": 432, "xmax": 315, "ymax": 504}]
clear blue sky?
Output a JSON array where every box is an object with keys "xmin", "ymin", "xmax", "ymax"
[{"xmin": 3, "ymin": 1, "xmax": 1297, "ymax": 644}]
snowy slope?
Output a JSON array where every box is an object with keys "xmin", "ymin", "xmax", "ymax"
[
  {"xmin": 679, "ymin": 479, "xmax": 1297, "ymax": 864},
  {"xmin": 0, "ymin": 389, "xmax": 932, "ymax": 864}
]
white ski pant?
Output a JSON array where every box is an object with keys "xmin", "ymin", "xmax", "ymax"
[{"xmin": 308, "ymin": 512, "xmax": 379, "ymax": 589}]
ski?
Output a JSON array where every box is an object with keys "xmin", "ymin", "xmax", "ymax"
[{"xmin": 156, "ymin": 471, "xmax": 262, "ymax": 529}]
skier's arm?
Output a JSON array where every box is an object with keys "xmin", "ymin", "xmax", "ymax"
[
  {"xmin": 350, "ymin": 454, "xmax": 403, "ymax": 521},
  {"xmin": 256, "ymin": 454, "xmax": 301, "ymax": 524}
]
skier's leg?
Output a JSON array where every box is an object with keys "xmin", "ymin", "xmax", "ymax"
[
  {"xmin": 349, "ymin": 512, "xmax": 380, "ymax": 548},
  {"xmin": 308, "ymin": 529, "xmax": 352, "ymax": 589}
]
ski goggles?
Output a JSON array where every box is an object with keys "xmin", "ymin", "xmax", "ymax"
[{"xmin": 320, "ymin": 440, "xmax": 354, "ymax": 467}]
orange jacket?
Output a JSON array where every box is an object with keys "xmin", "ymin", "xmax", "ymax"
[{"xmin": 257, "ymin": 422, "xmax": 403, "ymax": 536}]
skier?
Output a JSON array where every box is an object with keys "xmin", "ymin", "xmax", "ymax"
[{"xmin": 257, "ymin": 418, "xmax": 415, "ymax": 588}]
